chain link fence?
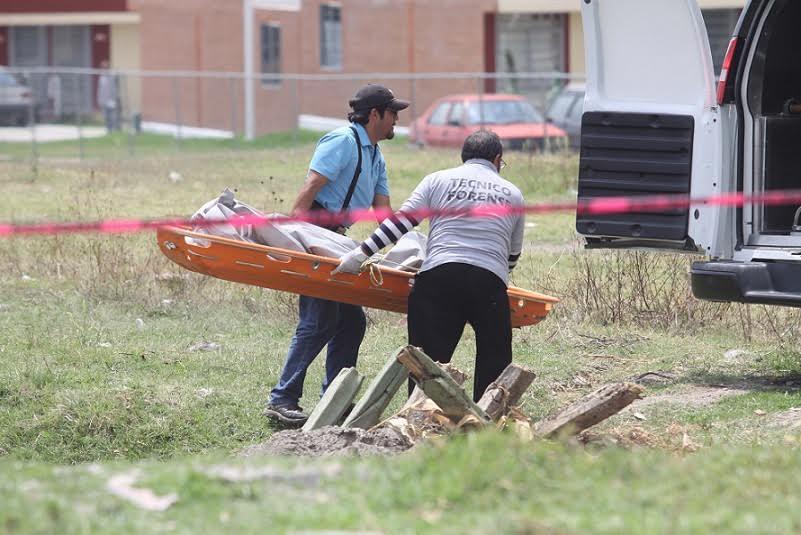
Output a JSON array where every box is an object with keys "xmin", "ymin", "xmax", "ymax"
[{"xmin": 0, "ymin": 67, "xmax": 584, "ymax": 162}]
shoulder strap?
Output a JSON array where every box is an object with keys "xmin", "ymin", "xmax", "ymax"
[{"xmin": 341, "ymin": 126, "xmax": 363, "ymax": 212}]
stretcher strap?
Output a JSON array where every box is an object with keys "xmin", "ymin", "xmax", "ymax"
[{"xmin": 362, "ymin": 258, "xmax": 385, "ymax": 288}]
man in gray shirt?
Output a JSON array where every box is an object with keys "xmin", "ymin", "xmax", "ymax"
[{"xmin": 334, "ymin": 130, "xmax": 524, "ymax": 401}]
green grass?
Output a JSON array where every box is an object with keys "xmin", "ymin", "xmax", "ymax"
[
  {"xmin": 2, "ymin": 131, "xmax": 801, "ymax": 533},
  {"xmin": 3, "ymin": 433, "xmax": 801, "ymax": 534},
  {"xmin": 0, "ymin": 130, "xmax": 323, "ymax": 161}
]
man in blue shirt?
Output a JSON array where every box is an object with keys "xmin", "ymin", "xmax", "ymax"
[{"xmin": 265, "ymin": 84, "xmax": 409, "ymax": 426}]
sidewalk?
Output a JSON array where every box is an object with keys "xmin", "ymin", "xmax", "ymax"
[{"xmin": 0, "ymin": 124, "xmax": 107, "ymax": 143}]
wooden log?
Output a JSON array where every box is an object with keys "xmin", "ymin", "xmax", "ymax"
[
  {"xmin": 533, "ymin": 382, "xmax": 645, "ymax": 439},
  {"xmin": 403, "ymin": 364, "xmax": 467, "ymax": 411},
  {"xmin": 343, "ymin": 349, "xmax": 409, "ymax": 429},
  {"xmin": 396, "ymin": 346, "xmax": 490, "ymax": 424},
  {"xmin": 302, "ymin": 367, "xmax": 364, "ymax": 432},
  {"xmin": 477, "ymin": 364, "xmax": 537, "ymax": 421},
  {"xmin": 377, "ymin": 363, "xmax": 468, "ymax": 444}
]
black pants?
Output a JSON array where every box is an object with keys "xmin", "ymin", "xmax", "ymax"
[{"xmin": 407, "ymin": 262, "xmax": 512, "ymax": 402}]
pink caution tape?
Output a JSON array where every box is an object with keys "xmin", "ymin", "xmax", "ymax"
[{"xmin": 2, "ymin": 189, "xmax": 801, "ymax": 238}]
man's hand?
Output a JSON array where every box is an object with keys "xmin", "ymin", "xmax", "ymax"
[{"xmin": 332, "ymin": 248, "xmax": 368, "ymax": 275}]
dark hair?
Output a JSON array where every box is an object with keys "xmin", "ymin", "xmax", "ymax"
[
  {"xmin": 461, "ymin": 130, "xmax": 503, "ymax": 163},
  {"xmin": 347, "ymin": 105, "xmax": 389, "ymax": 125}
]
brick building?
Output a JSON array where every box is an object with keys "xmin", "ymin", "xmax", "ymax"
[
  {"xmin": 130, "ymin": 0, "xmax": 746, "ymax": 137},
  {"xmin": 131, "ymin": 0, "xmax": 499, "ymax": 136},
  {"xmin": 2, "ymin": 0, "xmax": 746, "ymax": 136}
]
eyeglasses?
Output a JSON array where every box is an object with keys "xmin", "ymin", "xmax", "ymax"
[{"xmin": 499, "ymin": 158, "xmax": 507, "ymax": 170}]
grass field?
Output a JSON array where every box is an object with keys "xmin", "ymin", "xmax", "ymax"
[{"xmin": 2, "ymin": 131, "xmax": 801, "ymax": 533}]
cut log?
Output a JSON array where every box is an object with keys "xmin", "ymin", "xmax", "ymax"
[
  {"xmin": 377, "ymin": 363, "xmax": 469, "ymax": 444},
  {"xmin": 343, "ymin": 349, "xmax": 409, "ymax": 429},
  {"xmin": 396, "ymin": 346, "xmax": 490, "ymax": 424},
  {"xmin": 477, "ymin": 364, "xmax": 537, "ymax": 421},
  {"xmin": 403, "ymin": 364, "xmax": 467, "ymax": 411},
  {"xmin": 302, "ymin": 367, "xmax": 364, "ymax": 432},
  {"xmin": 533, "ymin": 382, "xmax": 645, "ymax": 438}
]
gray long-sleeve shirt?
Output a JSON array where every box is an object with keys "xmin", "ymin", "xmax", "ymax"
[{"xmin": 361, "ymin": 158, "xmax": 525, "ymax": 285}]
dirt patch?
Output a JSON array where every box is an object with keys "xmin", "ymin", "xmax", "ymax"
[
  {"xmin": 630, "ymin": 371, "xmax": 679, "ymax": 387},
  {"xmin": 551, "ymin": 361, "xmax": 613, "ymax": 393},
  {"xmin": 625, "ymin": 385, "xmax": 748, "ymax": 411},
  {"xmin": 204, "ymin": 463, "xmax": 342, "ymax": 484},
  {"xmin": 241, "ymin": 426, "xmax": 414, "ymax": 457},
  {"xmin": 582, "ymin": 423, "xmax": 701, "ymax": 452},
  {"xmin": 767, "ymin": 408, "xmax": 801, "ymax": 430}
]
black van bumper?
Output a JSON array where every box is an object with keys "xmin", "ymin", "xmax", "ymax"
[{"xmin": 691, "ymin": 260, "xmax": 801, "ymax": 307}]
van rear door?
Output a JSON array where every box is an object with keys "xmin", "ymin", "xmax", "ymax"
[{"xmin": 577, "ymin": 0, "xmax": 724, "ymax": 255}]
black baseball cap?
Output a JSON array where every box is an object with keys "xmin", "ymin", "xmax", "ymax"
[{"xmin": 349, "ymin": 84, "xmax": 410, "ymax": 112}]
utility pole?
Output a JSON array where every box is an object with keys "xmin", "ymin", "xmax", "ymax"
[{"xmin": 243, "ymin": 0, "xmax": 255, "ymax": 140}]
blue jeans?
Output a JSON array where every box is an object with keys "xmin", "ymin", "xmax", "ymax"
[{"xmin": 269, "ymin": 295, "xmax": 366, "ymax": 407}]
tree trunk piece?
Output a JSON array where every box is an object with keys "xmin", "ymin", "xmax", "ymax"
[
  {"xmin": 302, "ymin": 367, "xmax": 364, "ymax": 432},
  {"xmin": 343, "ymin": 349, "xmax": 409, "ymax": 429},
  {"xmin": 396, "ymin": 346, "xmax": 490, "ymax": 424},
  {"xmin": 477, "ymin": 364, "xmax": 537, "ymax": 421},
  {"xmin": 533, "ymin": 382, "xmax": 644, "ymax": 438}
]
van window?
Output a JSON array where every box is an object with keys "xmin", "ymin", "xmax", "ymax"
[
  {"xmin": 568, "ymin": 93, "xmax": 584, "ymax": 122},
  {"xmin": 548, "ymin": 93, "xmax": 576, "ymax": 122}
]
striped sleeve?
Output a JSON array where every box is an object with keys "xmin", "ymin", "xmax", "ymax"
[
  {"xmin": 360, "ymin": 210, "xmax": 420, "ymax": 256},
  {"xmin": 508, "ymin": 210, "xmax": 525, "ymax": 271}
]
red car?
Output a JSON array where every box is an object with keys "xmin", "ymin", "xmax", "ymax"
[{"xmin": 408, "ymin": 93, "xmax": 567, "ymax": 150}]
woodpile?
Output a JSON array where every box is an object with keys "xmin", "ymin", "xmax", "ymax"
[{"xmin": 302, "ymin": 345, "xmax": 645, "ymax": 445}]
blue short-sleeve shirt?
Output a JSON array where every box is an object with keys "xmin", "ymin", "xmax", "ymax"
[{"xmin": 309, "ymin": 123, "xmax": 389, "ymax": 212}]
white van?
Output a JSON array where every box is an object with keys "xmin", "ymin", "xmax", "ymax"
[{"xmin": 576, "ymin": 0, "xmax": 801, "ymax": 307}]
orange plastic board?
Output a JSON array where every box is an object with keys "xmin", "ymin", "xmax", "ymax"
[{"xmin": 157, "ymin": 226, "xmax": 559, "ymax": 327}]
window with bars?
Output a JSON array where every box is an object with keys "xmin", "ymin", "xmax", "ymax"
[
  {"xmin": 260, "ymin": 23, "xmax": 281, "ymax": 86},
  {"xmin": 320, "ymin": 4, "xmax": 342, "ymax": 69},
  {"xmin": 495, "ymin": 13, "xmax": 566, "ymax": 101},
  {"xmin": 8, "ymin": 25, "xmax": 93, "ymax": 115}
]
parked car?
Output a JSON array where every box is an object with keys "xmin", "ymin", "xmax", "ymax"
[
  {"xmin": 0, "ymin": 68, "xmax": 33, "ymax": 126},
  {"xmin": 545, "ymin": 83, "xmax": 584, "ymax": 149},
  {"xmin": 576, "ymin": 0, "xmax": 801, "ymax": 307},
  {"xmin": 409, "ymin": 93, "xmax": 567, "ymax": 151}
]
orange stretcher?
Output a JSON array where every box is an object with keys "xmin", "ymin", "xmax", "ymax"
[{"xmin": 157, "ymin": 226, "xmax": 559, "ymax": 328}]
